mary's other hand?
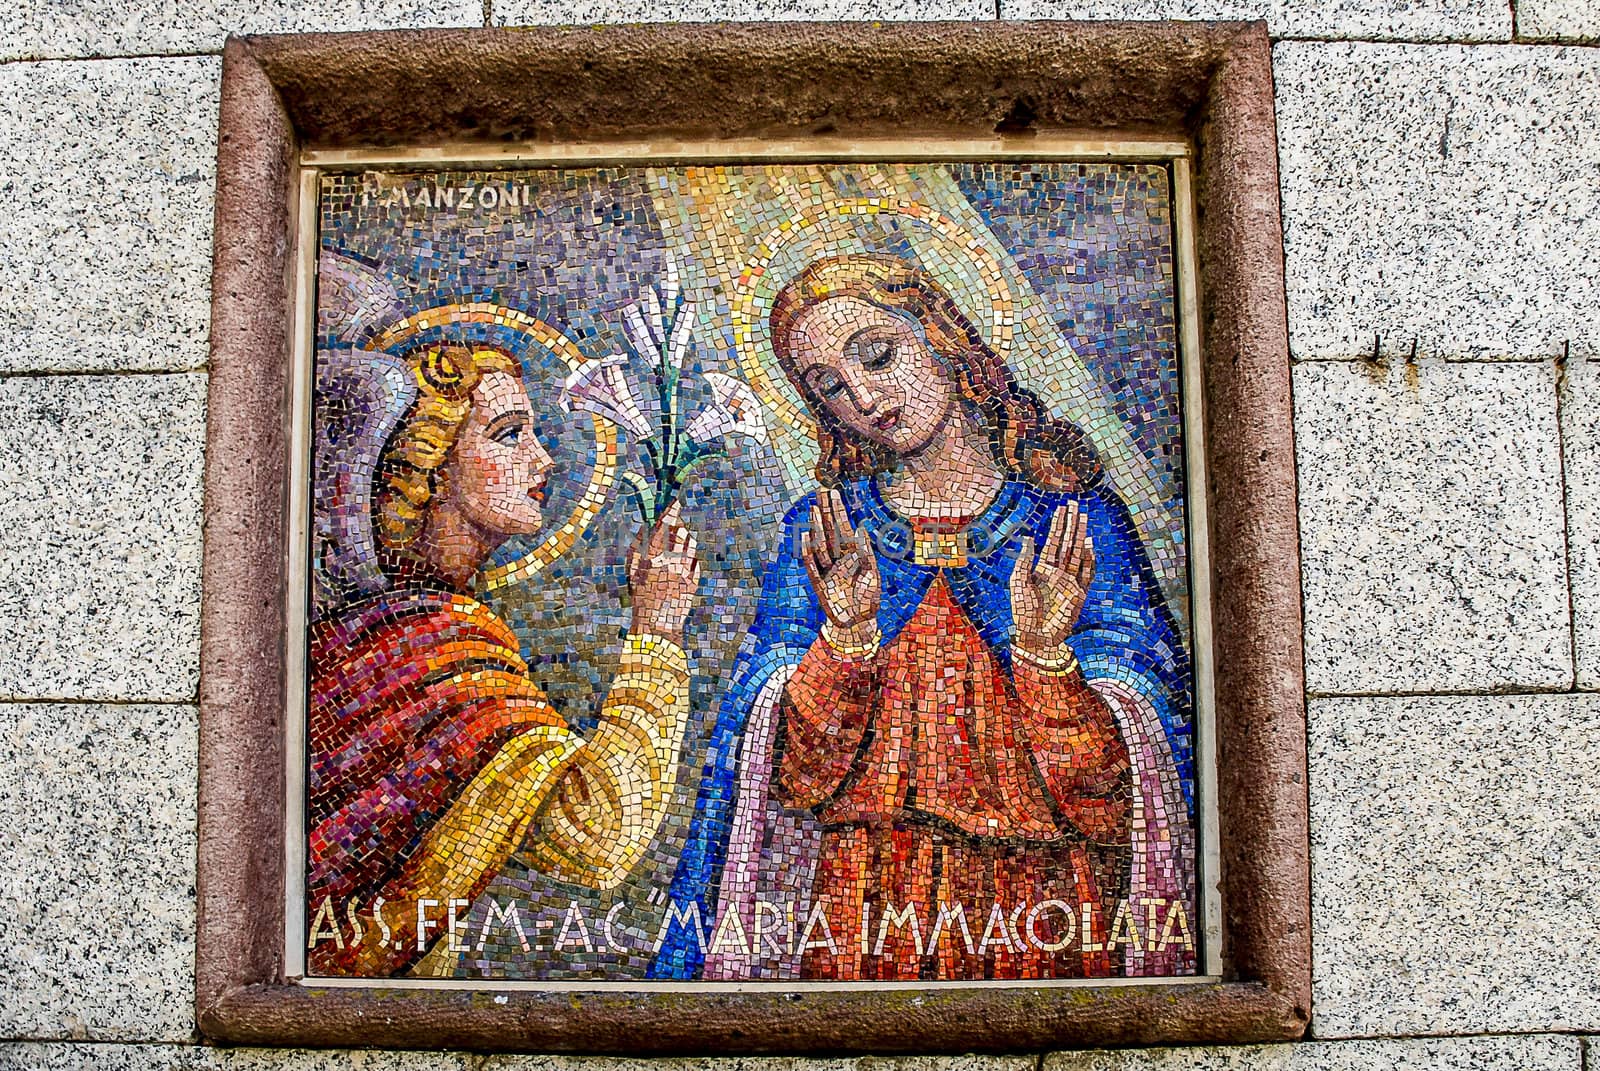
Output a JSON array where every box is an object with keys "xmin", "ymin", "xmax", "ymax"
[
  {"xmin": 629, "ymin": 500, "xmax": 701, "ymax": 639},
  {"xmin": 1010, "ymin": 502, "xmax": 1095, "ymax": 657}
]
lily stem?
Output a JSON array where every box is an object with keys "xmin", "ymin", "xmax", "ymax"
[
  {"xmin": 654, "ymin": 306, "xmax": 684, "ymax": 518},
  {"xmin": 674, "ymin": 452, "xmax": 726, "ymax": 490},
  {"xmin": 617, "ymin": 469, "xmax": 655, "ymax": 528}
]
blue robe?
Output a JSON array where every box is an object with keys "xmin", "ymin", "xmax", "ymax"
[{"xmin": 649, "ymin": 475, "xmax": 1193, "ymax": 979}]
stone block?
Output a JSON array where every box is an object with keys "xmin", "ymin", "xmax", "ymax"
[
  {"xmin": 493, "ymin": 0, "xmax": 991, "ymax": 23},
  {"xmin": 1044, "ymin": 1034, "xmax": 1580, "ymax": 1070},
  {"xmin": 1309, "ymin": 694, "xmax": 1600, "ymax": 1036},
  {"xmin": 1, "ymin": 0, "xmax": 480, "ymax": 61},
  {"xmin": 491, "ymin": 1060, "xmax": 1031, "ymax": 1071},
  {"xmin": 998, "ymin": 0, "xmax": 1508, "ymax": 41},
  {"xmin": 0, "ymin": 58, "xmax": 217, "ymax": 374},
  {"xmin": 1294, "ymin": 361, "xmax": 1570, "ymax": 694},
  {"xmin": 1276, "ymin": 42, "xmax": 1600, "ymax": 361},
  {"xmin": 213, "ymin": 1050, "xmax": 473, "ymax": 1070},
  {"xmin": 0, "ymin": 1041, "xmax": 1584, "ymax": 1071},
  {"xmin": 1520, "ymin": 0, "xmax": 1600, "ymax": 41},
  {"xmin": 0, "ymin": 705, "xmax": 197, "ymax": 1042},
  {"xmin": 0, "ymin": 374, "xmax": 206, "ymax": 702},
  {"xmin": 1563, "ymin": 358, "xmax": 1600, "ymax": 689},
  {"xmin": 0, "ymin": 1051, "xmax": 1025, "ymax": 1071},
  {"xmin": 0, "ymin": 1043, "xmax": 476, "ymax": 1068}
]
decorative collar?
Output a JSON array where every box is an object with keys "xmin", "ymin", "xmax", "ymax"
[{"xmin": 843, "ymin": 477, "xmax": 1048, "ymax": 566}]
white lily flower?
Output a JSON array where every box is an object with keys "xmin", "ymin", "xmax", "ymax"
[
  {"xmin": 640, "ymin": 286, "xmax": 666, "ymax": 346},
  {"xmin": 686, "ymin": 371, "xmax": 768, "ymax": 445},
  {"xmin": 660, "ymin": 253, "xmax": 682, "ymax": 323},
  {"xmin": 620, "ymin": 277, "xmax": 696, "ymax": 374},
  {"xmin": 621, "ymin": 300, "xmax": 662, "ymax": 362},
  {"xmin": 665, "ymin": 297, "xmax": 698, "ymax": 373},
  {"xmin": 560, "ymin": 353, "xmax": 654, "ymax": 440}
]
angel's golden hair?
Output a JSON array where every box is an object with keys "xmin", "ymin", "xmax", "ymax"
[{"xmin": 373, "ymin": 344, "xmax": 517, "ymax": 550}]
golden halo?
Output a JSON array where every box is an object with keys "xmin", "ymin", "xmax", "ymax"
[
  {"xmin": 367, "ymin": 302, "xmax": 618, "ymax": 593},
  {"xmin": 730, "ymin": 197, "xmax": 1017, "ymax": 440}
]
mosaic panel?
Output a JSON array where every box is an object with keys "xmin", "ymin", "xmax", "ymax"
[{"xmin": 304, "ymin": 161, "xmax": 1200, "ymax": 984}]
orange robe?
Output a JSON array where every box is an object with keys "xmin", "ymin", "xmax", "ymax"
[{"xmin": 775, "ymin": 575, "xmax": 1131, "ymax": 980}]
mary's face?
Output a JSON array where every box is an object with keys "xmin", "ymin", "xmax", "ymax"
[
  {"xmin": 785, "ymin": 296, "xmax": 958, "ymax": 457},
  {"xmin": 446, "ymin": 370, "xmax": 554, "ymax": 538}
]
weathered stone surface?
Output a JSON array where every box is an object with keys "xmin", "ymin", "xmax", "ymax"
[
  {"xmin": 0, "ymin": 1051, "xmax": 1027, "ymax": 1070},
  {"xmin": 491, "ymin": 1059, "xmax": 1031, "ymax": 1071},
  {"xmin": 0, "ymin": 1041, "xmax": 1583, "ymax": 1071},
  {"xmin": 1563, "ymin": 358, "xmax": 1600, "ymax": 689},
  {"xmin": 0, "ymin": 374, "xmax": 206, "ymax": 702},
  {"xmin": 1294, "ymin": 360, "xmax": 1569, "ymax": 694},
  {"xmin": 0, "ymin": 704, "xmax": 197, "ymax": 1042},
  {"xmin": 0, "ymin": 58, "xmax": 217, "ymax": 374},
  {"xmin": 1045, "ymin": 1035, "xmax": 1580, "ymax": 1069},
  {"xmin": 0, "ymin": 1043, "xmax": 475, "ymax": 1068},
  {"xmin": 1000, "ymin": 0, "xmax": 1508, "ymax": 40},
  {"xmin": 494, "ymin": 0, "xmax": 990, "ymax": 23},
  {"xmin": 1520, "ymin": 0, "xmax": 1600, "ymax": 41},
  {"xmin": 1309, "ymin": 694, "xmax": 1600, "ymax": 1036},
  {"xmin": 0, "ymin": 0, "xmax": 479, "ymax": 61},
  {"xmin": 1276, "ymin": 42, "xmax": 1600, "ymax": 361}
]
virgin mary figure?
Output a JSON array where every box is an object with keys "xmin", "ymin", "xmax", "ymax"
[{"xmin": 651, "ymin": 253, "xmax": 1195, "ymax": 982}]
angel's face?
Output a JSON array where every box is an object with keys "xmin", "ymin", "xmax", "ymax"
[{"xmin": 445, "ymin": 370, "xmax": 554, "ymax": 538}]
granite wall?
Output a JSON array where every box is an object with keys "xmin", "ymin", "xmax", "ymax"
[{"xmin": 2, "ymin": 0, "xmax": 1597, "ymax": 1067}]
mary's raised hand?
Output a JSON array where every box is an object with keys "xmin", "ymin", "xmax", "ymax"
[
  {"xmin": 800, "ymin": 488, "xmax": 881, "ymax": 639},
  {"xmin": 628, "ymin": 500, "xmax": 701, "ymax": 639},
  {"xmin": 1009, "ymin": 502, "xmax": 1095, "ymax": 657}
]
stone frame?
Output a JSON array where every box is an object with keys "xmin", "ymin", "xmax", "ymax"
[{"xmin": 196, "ymin": 21, "xmax": 1308, "ymax": 1053}]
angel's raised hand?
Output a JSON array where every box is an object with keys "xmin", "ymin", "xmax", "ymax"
[{"xmin": 628, "ymin": 499, "xmax": 701, "ymax": 638}]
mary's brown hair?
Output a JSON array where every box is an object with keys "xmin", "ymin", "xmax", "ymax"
[{"xmin": 769, "ymin": 253, "xmax": 1102, "ymax": 493}]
